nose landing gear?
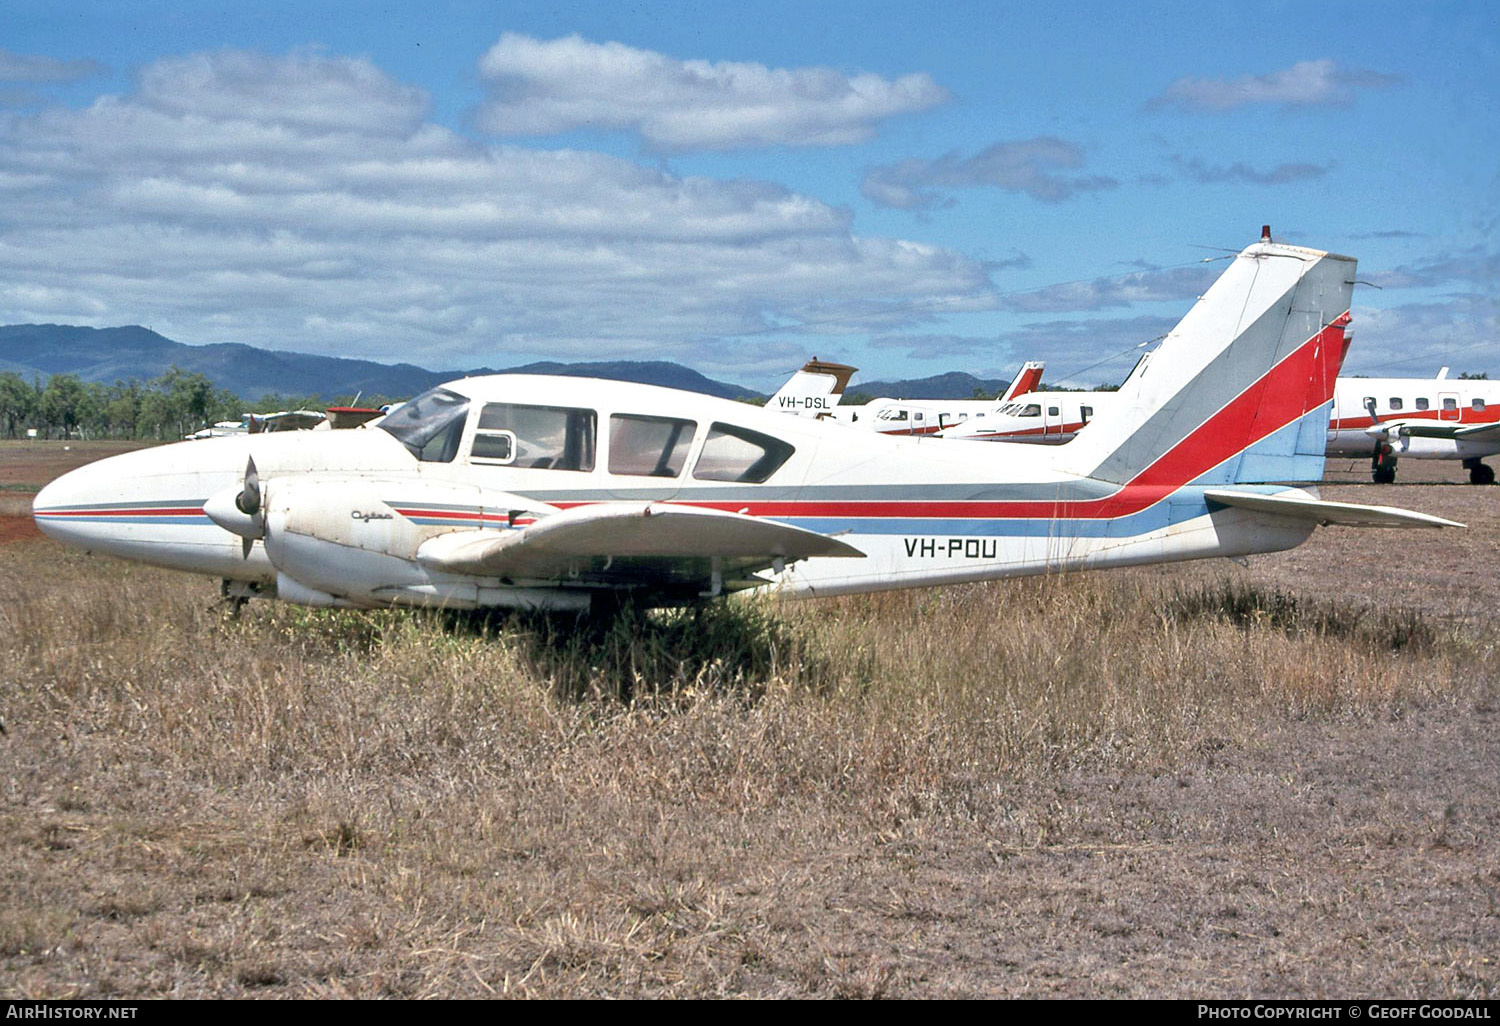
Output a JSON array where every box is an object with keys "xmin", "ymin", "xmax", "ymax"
[{"xmin": 1371, "ymin": 443, "xmax": 1398, "ymax": 484}]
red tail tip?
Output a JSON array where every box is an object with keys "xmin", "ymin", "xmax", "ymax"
[{"xmin": 1261, "ymin": 225, "xmax": 1272, "ymax": 243}]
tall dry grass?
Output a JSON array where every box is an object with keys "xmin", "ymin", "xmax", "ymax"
[{"xmin": 0, "ymin": 542, "xmax": 1488, "ymax": 997}]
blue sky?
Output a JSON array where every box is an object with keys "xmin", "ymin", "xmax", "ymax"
[{"xmin": 1, "ymin": 1, "xmax": 1495, "ymax": 391}]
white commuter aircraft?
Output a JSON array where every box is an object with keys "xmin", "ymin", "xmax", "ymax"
[
  {"xmin": 830, "ymin": 361, "xmax": 1044, "ymax": 434},
  {"xmin": 33, "ymin": 237, "xmax": 1459, "ymax": 614},
  {"xmin": 937, "ymin": 384, "xmax": 1113, "ymax": 445},
  {"xmin": 944, "ymin": 368, "xmax": 1500, "ymax": 485},
  {"xmin": 1327, "ymin": 371, "xmax": 1500, "ymax": 484}
]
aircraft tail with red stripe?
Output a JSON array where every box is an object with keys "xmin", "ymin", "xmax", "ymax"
[
  {"xmin": 1001, "ymin": 360, "xmax": 1045, "ymax": 401},
  {"xmin": 1053, "ymin": 233, "xmax": 1351, "ymax": 489}
]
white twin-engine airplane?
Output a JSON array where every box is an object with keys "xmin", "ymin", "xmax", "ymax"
[
  {"xmin": 34, "ymin": 237, "xmax": 1460, "ymax": 614},
  {"xmin": 1326, "ymin": 372, "xmax": 1500, "ymax": 484}
]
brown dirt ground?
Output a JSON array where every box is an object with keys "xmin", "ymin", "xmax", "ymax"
[{"xmin": 0, "ymin": 441, "xmax": 153, "ymax": 544}]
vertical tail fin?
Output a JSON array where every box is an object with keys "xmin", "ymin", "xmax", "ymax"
[
  {"xmin": 1001, "ymin": 360, "xmax": 1045, "ymax": 401},
  {"xmin": 769, "ymin": 359, "xmax": 858, "ymax": 418},
  {"xmin": 1053, "ymin": 239, "xmax": 1353, "ymax": 488}
]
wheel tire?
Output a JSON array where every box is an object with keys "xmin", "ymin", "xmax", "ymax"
[{"xmin": 1470, "ymin": 462, "xmax": 1496, "ymax": 485}]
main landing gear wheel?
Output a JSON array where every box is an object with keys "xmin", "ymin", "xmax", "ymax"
[
  {"xmin": 1371, "ymin": 445, "xmax": 1398, "ymax": 484},
  {"xmin": 1464, "ymin": 458, "xmax": 1495, "ymax": 485}
]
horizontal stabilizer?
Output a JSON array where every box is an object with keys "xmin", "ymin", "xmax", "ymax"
[
  {"xmin": 418, "ymin": 502, "xmax": 865, "ymax": 579},
  {"xmin": 1203, "ymin": 489, "xmax": 1463, "ymax": 529}
]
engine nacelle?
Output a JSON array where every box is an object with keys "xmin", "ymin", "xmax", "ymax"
[{"xmin": 258, "ymin": 476, "xmax": 559, "ymax": 608}]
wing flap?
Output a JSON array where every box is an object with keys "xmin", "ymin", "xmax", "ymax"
[
  {"xmin": 1455, "ymin": 422, "xmax": 1500, "ymax": 443},
  {"xmin": 1204, "ymin": 488, "xmax": 1463, "ymax": 529},
  {"xmin": 417, "ymin": 502, "xmax": 864, "ymax": 579}
]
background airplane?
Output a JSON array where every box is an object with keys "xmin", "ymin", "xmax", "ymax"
[
  {"xmin": 1327, "ymin": 371, "xmax": 1500, "ymax": 484},
  {"xmin": 939, "ymin": 368, "xmax": 1500, "ymax": 484},
  {"xmin": 34, "ymin": 235, "xmax": 1458, "ymax": 615},
  {"xmin": 829, "ymin": 360, "xmax": 1044, "ymax": 434},
  {"xmin": 766, "ymin": 358, "xmax": 857, "ymax": 418}
]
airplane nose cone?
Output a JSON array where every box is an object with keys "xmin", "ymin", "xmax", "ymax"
[
  {"xmin": 32, "ymin": 460, "xmax": 113, "ymax": 547},
  {"xmin": 30, "ymin": 440, "xmax": 252, "ymax": 574}
]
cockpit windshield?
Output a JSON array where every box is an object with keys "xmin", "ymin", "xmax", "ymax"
[{"xmin": 379, "ymin": 387, "xmax": 470, "ymax": 462}]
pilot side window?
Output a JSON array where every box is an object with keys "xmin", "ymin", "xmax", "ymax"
[
  {"xmin": 692, "ymin": 423, "xmax": 795, "ymax": 483},
  {"xmin": 379, "ymin": 386, "xmax": 470, "ymax": 463},
  {"xmin": 472, "ymin": 403, "xmax": 596, "ymax": 471},
  {"xmin": 1019, "ymin": 404, "xmax": 1041, "ymax": 418},
  {"xmin": 609, "ymin": 414, "xmax": 696, "ymax": 477}
]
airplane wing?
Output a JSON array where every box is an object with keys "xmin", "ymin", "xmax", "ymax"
[
  {"xmin": 1364, "ymin": 419, "xmax": 1500, "ymax": 444},
  {"xmin": 1203, "ymin": 489, "xmax": 1463, "ymax": 529},
  {"xmin": 416, "ymin": 502, "xmax": 864, "ymax": 593},
  {"xmin": 249, "ymin": 410, "xmax": 328, "ymax": 433}
]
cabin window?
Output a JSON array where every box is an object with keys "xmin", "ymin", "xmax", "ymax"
[
  {"xmin": 379, "ymin": 387, "xmax": 470, "ymax": 463},
  {"xmin": 1444, "ymin": 397, "xmax": 1459, "ymax": 411},
  {"xmin": 1474, "ymin": 399, "xmax": 1487, "ymax": 412},
  {"xmin": 1047, "ymin": 406, "xmax": 1060, "ymax": 417},
  {"xmin": 609, "ymin": 414, "xmax": 696, "ymax": 477},
  {"xmin": 473, "ymin": 403, "xmax": 595, "ymax": 470},
  {"xmin": 693, "ymin": 423, "xmax": 795, "ymax": 483},
  {"xmin": 1415, "ymin": 397, "xmax": 1430, "ymax": 411},
  {"xmin": 1389, "ymin": 397, "xmax": 1403, "ymax": 411}
]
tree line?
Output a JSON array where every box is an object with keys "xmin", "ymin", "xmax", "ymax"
[{"xmin": 0, "ymin": 366, "xmax": 382, "ymax": 440}]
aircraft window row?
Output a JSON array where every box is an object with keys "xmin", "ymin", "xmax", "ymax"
[
  {"xmin": 474, "ymin": 403, "xmax": 597, "ymax": 471},
  {"xmin": 389, "ymin": 398, "xmax": 800, "ymax": 482},
  {"xmin": 1365, "ymin": 396, "xmax": 1476, "ymax": 415},
  {"xmin": 609, "ymin": 414, "xmax": 696, "ymax": 477}
]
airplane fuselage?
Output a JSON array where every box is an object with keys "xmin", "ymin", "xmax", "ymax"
[{"xmin": 34, "ymin": 375, "xmax": 1320, "ymax": 610}]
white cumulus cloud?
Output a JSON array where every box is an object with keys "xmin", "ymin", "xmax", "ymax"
[
  {"xmin": 474, "ymin": 33, "xmax": 949, "ymax": 150},
  {"xmin": 1148, "ymin": 58, "xmax": 1399, "ymax": 112},
  {"xmin": 0, "ymin": 48, "xmax": 992, "ymax": 381}
]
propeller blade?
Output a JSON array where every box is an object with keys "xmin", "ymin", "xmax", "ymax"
[{"xmin": 235, "ymin": 456, "xmax": 261, "ymax": 516}]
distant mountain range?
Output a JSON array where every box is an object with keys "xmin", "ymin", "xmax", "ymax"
[{"xmin": 0, "ymin": 323, "xmax": 1010, "ymax": 403}]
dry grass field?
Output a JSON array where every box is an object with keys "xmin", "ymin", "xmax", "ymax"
[{"xmin": 1, "ymin": 441, "xmax": 1497, "ymax": 998}]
